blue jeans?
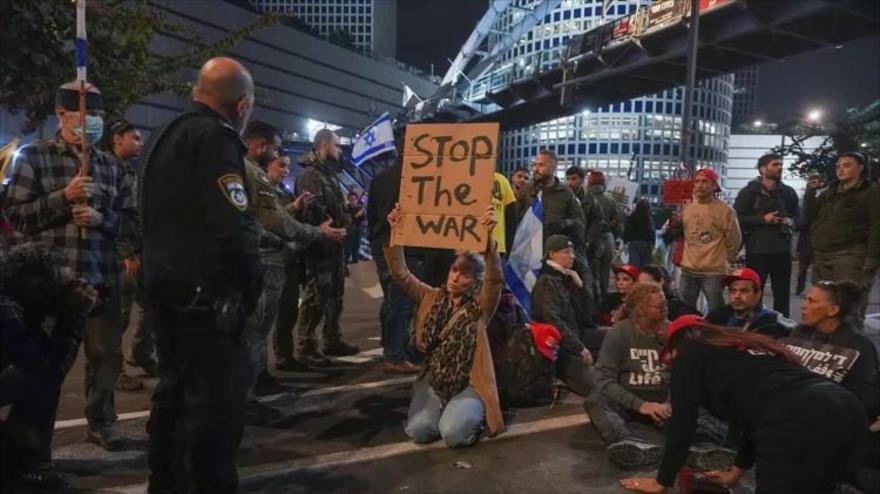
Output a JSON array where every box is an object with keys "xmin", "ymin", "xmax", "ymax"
[
  {"xmin": 678, "ymin": 270, "xmax": 725, "ymax": 314},
  {"xmin": 405, "ymin": 380, "xmax": 485, "ymax": 448},
  {"xmin": 373, "ymin": 249, "xmax": 426, "ymax": 364}
]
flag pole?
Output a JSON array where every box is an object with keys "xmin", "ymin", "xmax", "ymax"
[{"xmin": 76, "ymin": 0, "xmax": 89, "ymax": 239}]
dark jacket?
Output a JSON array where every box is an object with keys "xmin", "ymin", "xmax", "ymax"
[
  {"xmin": 0, "ymin": 294, "xmax": 85, "ymax": 390},
  {"xmin": 139, "ymin": 103, "xmax": 262, "ymax": 307},
  {"xmin": 296, "ymin": 151, "xmax": 351, "ymax": 231},
  {"xmin": 573, "ymin": 187, "xmax": 603, "ymax": 249},
  {"xmin": 733, "ymin": 178, "xmax": 799, "ymax": 255},
  {"xmin": 517, "ymin": 178, "xmax": 586, "ymax": 251},
  {"xmin": 705, "ymin": 304, "xmax": 795, "ymax": 338},
  {"xmin": 790, "ymin": 323, "xmax": 880, "ymax": 417},
  {"xmin": 531, "ymin": 264, "xmax": 592, "ymax": 356},
  {"xmin": 623, "ymin": 211, "xmax": 655, "ymax": 243},
  {"xmin": 367, "ymin": 161, "xmax": 399, "ymax": 253},
  {"xmin": 597, "ymin": 291, "xmax": 623, "ymax": 327},
  {"xmin": 804, "ymin": 179, "xmax": 880, "ymax": 264},
  {"xmin": 656, "ymin": 340, "xmax": 852, "ymax": 487},
  {"xmin": 587, "ymin": 184, "xmax": 621, "ymax": 237}
]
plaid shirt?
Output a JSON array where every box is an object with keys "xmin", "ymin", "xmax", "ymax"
[{"xmin": 3, "ymin": 137, "xmax": 136, "ymax": 287}]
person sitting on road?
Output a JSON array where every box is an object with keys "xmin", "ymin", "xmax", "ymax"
[
  {"xmin": 586, "ymin": 282, "xmax": 672, "ymax": 468},
  {"xmin": 597, "ymin": 264, "xmax": 639, "ymax": 326},
  {"xmin": 793, "ymin": 280, "xmax": 880, "ymax": 494},
  {"xmin": 704, "ymin": 267, "xmax": 794, "ymax": 338},
  {"xmin": 385, "ymin": 203, "xmax": 504, "ymax": 448},
  {"xmin": 620, "ymin": 315, "xmax": 868, "ymax": 494},
  {"xmin": 0, "ymin": 242, "xmax": 100, "ymax": 490},
  {"xmin": 794, "ymin": 280, "xmax": 879, "ymax": 416},
  {"xmin": 637, "ymin": 264, "xmax": 699, "ymax": 321},
  {"xmin": 586, "ymin": 284, "xmax": 728, "ymax": 470},
  {"xmin": 531, "ymin": 234, "xmax": 597, "ymax": 398}
]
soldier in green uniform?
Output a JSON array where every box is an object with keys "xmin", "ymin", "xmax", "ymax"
[
  {"xmin": 295, "ymin": 129, "xmax": 359, "ymax": 359},
  {"xmin": 241, "ymin": 121, "xmax": 344, "ymax": 423}
]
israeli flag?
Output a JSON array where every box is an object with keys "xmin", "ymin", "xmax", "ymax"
[
  {"xmin": 504, "ymin": 192, "xmax": 544, "ymax": 315},
  {"xmin": 351, "ymin": 112, "xmax": 395, "ymax": 167},
  {"xmin": 76, "ymin": 0, "xmax": 87, "ymax": 82}
]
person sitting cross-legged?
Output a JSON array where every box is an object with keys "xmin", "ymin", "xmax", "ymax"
[
  {"xmin": 385, "ymin": 203, "xmax": 504, "ymax": 448},
  {"xmin": 585, "ymin": 283, "xmax": 728, "ymax": 469},
  {"xmin": 704, "ymin": 267, "xmax": 794, "ymax": 338}
]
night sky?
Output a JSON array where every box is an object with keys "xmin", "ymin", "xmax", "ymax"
[
  {"xmin": 754, "ymin": 34, "xmax": 880, "ymax": 123},
  {"xmin": 396, "ymin": 0, "xmax": 487, "ymax": 77},
  {"xmin": 396, "ymin": 2, "xmax": 880, "ymax": 121}
]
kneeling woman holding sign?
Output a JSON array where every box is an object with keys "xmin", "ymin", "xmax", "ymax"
[
  {"xmin": 621, "ymin": 315, "xmax": 867, "ymax": 494},
  {"xmin": 386, "ymin": 203, "xmax": 503, "ymax": 448}
]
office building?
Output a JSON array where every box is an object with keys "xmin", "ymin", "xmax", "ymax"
[{"xmin": 249, "ymin": 0, "xmax": 397, "ymax": 58}]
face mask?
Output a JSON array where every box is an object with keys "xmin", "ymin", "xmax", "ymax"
[{"xmin": 73, "ymin": 114, "xmax": 104, "ymax": 144}]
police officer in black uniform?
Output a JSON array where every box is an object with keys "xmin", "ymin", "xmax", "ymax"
[{"xmin": 139, "ymin": 57, "xmax": 262, "ymax": 494}]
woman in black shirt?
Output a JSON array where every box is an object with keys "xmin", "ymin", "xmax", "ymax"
[{"xmin": 620, "ymin": 315, "xmax": 866, "ymax": 494}]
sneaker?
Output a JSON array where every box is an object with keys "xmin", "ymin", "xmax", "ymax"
[
  {"xmin": 607, "ymin": 439, "xmax": 664, "ymax": 468},
  {"xmin": 686, "ymin": 444, "xmax": 737, "ymax": 472},
  {"xmin": 86, "ymin": 424, "xmax": 125, "ymax": 451},
  {"xmin": 116, "ymin": 373, "xmax": 145, "ymax": 392},
  {"xmin": 382, "ymin": 360, "xmax": 422, "ymax": 374},
  {"xmin": 323, "ymin": 341, "xmax": 359, "ymax": 357},
  {"xmin": 244, "ymin": 400, "xmax": 284, "ymax": 426},
  {"xmin": 18, "ymin": 469, "xmax": 68, "ymax": 489},
  {"xmin": 275, "ymin": 357, "xmax": 310, "ymax": 372}
]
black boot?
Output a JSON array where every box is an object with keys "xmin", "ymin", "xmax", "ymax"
[{"xmin": 323, "ymin": 340, "xmax": 359, "ymax": 357}]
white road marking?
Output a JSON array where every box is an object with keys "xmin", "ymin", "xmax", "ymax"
[
  {"xmin": 54, "ymin": 376, "xmax": 417, "ymax": 430},
  {"xmin": 103, "ymin": 413, "xmax": 589, "ymax": 494}
]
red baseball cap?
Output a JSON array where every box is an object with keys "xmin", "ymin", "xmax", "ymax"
[
  {"xmin": 529, "ymin": 322, "xmax": 561, "ymax": 362},
  {"xmin": 613, "ymin": 264, "xmax": 640, "ymax": 281},
  {"xmin": 695, "ymin": 168, "xmax": 721, "ymax": 192},
  {"xmin": 659, "ymin": 314, "xmax": 706, "ymax": 363},
  {"xmin": 723, "ymin": 267, "xmax": 762, "ymax": 289}
]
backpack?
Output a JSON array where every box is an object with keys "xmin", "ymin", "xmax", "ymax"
[{"xmin": 488, "ymin": 293, "xmax": 557, "ymax": 407}]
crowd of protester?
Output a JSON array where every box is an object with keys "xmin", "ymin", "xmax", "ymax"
[{"xmin": 0, "ymin": 55, "xmax": 878, "ymax": 494}]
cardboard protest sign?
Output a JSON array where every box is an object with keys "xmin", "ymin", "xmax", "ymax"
[
  {"xmin": 782, "ymin": 337, "xmax": 861, "ymax": 383},
  {"xmin": 606, "ymin": 177, "xmax": 639, "ymax": 215},
  {"xmin": 392, "ymin": 123, "xmax": 499, "ymax": 251}
]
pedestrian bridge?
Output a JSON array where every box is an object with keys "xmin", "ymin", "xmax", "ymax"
[{"xmin": 458, "ymin": 0, "xmax": 879, "ymax": 129}]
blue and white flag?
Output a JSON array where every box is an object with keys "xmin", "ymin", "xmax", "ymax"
[
  {"xmin": 76, "ymin": 0, "xmax": 87, "ymax": 82},
  {"xmin": 351, "ymin": 112, "xmax": 395, "ymax": 167},
  {"xmin": 504, "ymin": 192, "xmax": 544, "ymax": 315}
]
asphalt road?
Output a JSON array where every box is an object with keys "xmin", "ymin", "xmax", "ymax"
[{"xmin": 39, "ymin": 260, "xmax": 880, "ymax": 493}]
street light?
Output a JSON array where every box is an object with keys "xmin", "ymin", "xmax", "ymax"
[
  {"xmin": 753, "ymin": 120, "xmax": 763, "ymax": 127},
  {"xmin": 807, "ymin": 109, "xmax": 822, "ymax": 122}
]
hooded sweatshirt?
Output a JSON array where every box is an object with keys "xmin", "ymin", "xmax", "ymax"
[
  {"xmin": 594, "ymin": 318, "xmax": 669, "ymax": 412},
  {"xmin": 790, "ymin": 323, "xmax": 879, "ymax": 417},
  {"xmin": 681, "ymin": 198, "xmax": 742, "ymax": 275}
]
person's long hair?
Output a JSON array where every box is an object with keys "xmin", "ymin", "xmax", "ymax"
[
  {"xmin": 668, "ymin": 322, "xmax": 799, "ymax": 365},
  {"xmin": 614, "ymin": 281, "xmax": 664, "ymax": 325}
]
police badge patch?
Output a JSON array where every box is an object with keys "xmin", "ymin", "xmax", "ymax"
[{"xmin": 218, "ymin": 174, "xmax": 248, "ymax": 211}]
